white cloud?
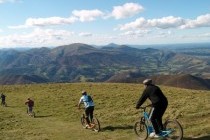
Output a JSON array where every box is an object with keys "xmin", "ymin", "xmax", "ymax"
[
  {"xmin": 118, "ymin": 14, "xmax": 210, "ymax": 31},
  {"xmin": 9, "ymin": 9, "xmax": 104, "ymax": 29},
  {"xmin": 79, "ymin": 32, "xmax": 92, "ymax": 37},
  {"xmin": 118, "ymin": 17, "xmax": 147, "ymax": 30},
  {"xmin": 180, "ymin": 14, "xmax": 210, "ymax": 29},
  {"xmin": 155, "ymin": 30, "xmax": 173, "ymax": 38},
  {"xmin": 72, "ymin": 9, "xmax": 104, "ymax": 22},
  {"xmin": 147, "ymin": 16, "xmax": 185, "ymax": 29},
  {"xmin": 120, "ymin": 29, "xmax": 150, "ymax": 37},
  {"xmin": 178, "ymin": 32, "xmax": 210, "ymax": 43},
  {"xmin": 9, "ymin": 16, "xmax": 78, "ymax": 29},
  {"xmin": 198, "ymin": 32, "xmax": 210, "ymax": 37},
  {"xmin": 8, "ymin": 25, "xmax": 28, "ymax": 29},
  {"xmin": 111, "ymin": 3, "xmax": 144, "ymax": 19},
  {"xmin": 3, "ymin": 2, "xmax": 210, "ymax": 47},
  {"xmin": 0, "ymin": 0, "xmax": 21, "ymax": 4},
  {"xmin": 118, "ymin": 16, "xmax": 185, "ymax": 30},
  {"xmin": 25, "ymin": 17, "xmax": 78, "ymax": 26},
  {"xmin": 0, "ymin": 28, "xmax": 74, "ymax": 47},
  {"xmin": 0, "ymin": 0, "xmax": 5, "ymax": 3}
]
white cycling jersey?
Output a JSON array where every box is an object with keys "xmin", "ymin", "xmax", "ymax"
[{"xmin": 79, "ymin": 95, "xmax": 94, "ymax": 108}]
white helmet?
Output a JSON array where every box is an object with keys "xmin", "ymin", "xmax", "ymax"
[
  {"xmin": 81, "ymin": 90, "xmax": 87, "ymax": 95},
  {"xmin": 143, "ymin": 79, "xmax": 152, "ymax": 85}
]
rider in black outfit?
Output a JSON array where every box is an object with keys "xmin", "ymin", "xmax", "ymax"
[
  {"xmin": 1, "ymin": 93, "xmax": 6, "ymax": 105},
  {"xmin": 136, "ymin": 79, "xmax": 168, "ymax": 138}
]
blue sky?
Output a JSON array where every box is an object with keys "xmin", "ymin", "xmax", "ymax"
[{"xmin": 0, "ymin": 0, "xmax": 210, "ymax": 48}]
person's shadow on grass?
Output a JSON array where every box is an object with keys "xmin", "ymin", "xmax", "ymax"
[
  {"xmin": 101, "ymin": 125, "xmax": 133, "ymax": 132},
  {"xmin": 35, "ymin": 115, "xmax": 53, "ymax": 118},
  {"xmin": 183, "ymin": 135, "xmax": 210, "ymax": 140}
]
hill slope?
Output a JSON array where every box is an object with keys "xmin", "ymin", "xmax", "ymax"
[
  {"xmin": 1, "ymin": 43, "xmax": 210, "ymax": 84},
  {"xmin": 107, "ymin": 71, "xmax": 210, "ymax": 90},
  {"xmin": 0, "ymin": 74, "xmax": 49, "ymax": 84},
  {"xmin": 151, "ymin": 74, "xmax": 210, "ymax": 90},
  {"xmin": 0, "ymin": 83, "xmax": 210, "ymax": 140}
]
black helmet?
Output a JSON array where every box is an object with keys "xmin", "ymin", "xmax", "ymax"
[{"xmin": 143, "ymin": 79, "xmax": 152, "ymax": 85}]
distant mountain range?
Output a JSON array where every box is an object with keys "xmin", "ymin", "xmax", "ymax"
[
  {"xmin": 0, "ymin": 74, "xmax": 48, "ymax": 85},
  {"xmin": 107, "ymin": 71, "xmax": 210, "ymax": 90},
  {"xmin": 1, "ymin": 43, "xmax": 210, "ymax": 90}
]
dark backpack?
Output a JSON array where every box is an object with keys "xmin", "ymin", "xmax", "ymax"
[{"xmin": 87, "ymin": 95, "xmax": 93, "ymax": 102}]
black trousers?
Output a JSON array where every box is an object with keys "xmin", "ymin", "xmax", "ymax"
[
  {"xmin": 150, "ymin": 103, "xmax": 167, "ymax": 134},
  {"xmin": 1, "ymin": 99, "xmax": 5, "ymax": 104},
  {"xmin": 85, "ymin": 106, "xmax": 94, "ymax": 124}
]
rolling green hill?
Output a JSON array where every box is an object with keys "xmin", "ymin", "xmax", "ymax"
[
  {"xmin": 0, "ymin": 83, "xmax": 210, "ymax": 140},
  {"xmin": 1, "ymin": 43, "xmax": 210, "ymax": 84},
  {"xmin": 107, "ymin": 71, "xmax": 210, "ymax": 90}
]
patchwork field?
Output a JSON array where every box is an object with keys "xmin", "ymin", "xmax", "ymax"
[{"xmin": 0, "ymin": 83, "xmax": 210, "ymax": 140}]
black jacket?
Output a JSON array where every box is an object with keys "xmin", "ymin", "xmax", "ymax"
[{"xmin": 136, "ymin": 84, "xmax": 168, "ymax": 108}]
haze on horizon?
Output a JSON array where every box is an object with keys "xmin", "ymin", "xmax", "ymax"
[{"xmin": 1, "ymin": 0, "xmax": 210, "ymax": 48}]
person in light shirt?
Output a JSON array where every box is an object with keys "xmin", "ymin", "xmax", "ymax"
[{"xmin": 78, "ymin": 90, "xmax": 95, "ymax": 128}]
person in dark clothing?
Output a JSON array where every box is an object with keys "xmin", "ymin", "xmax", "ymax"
[
  {"xmin": 1, "ymin": 93, "xmax": 6, "ymax": 106},
  {"xmin": 25, "ymin": 98, "xmax": 34, "ymax": 115},
  {"xmin": 136, "ymin": 79, "xmax": 168, "ymax": 138}
]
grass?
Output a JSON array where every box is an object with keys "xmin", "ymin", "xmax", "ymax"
[{"xmin": 0, "ymin": 83, "xmax": 210, "ymax": 140}]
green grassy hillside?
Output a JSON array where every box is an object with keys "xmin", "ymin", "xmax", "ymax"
[{"xmin": 0, "ymin": 83, "xmax": 210, "ymax": 140}]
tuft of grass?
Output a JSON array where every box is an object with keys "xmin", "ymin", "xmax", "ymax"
[{"xmin": 0, "ymin": 83, "xmax": 210, "ymax": 140}]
